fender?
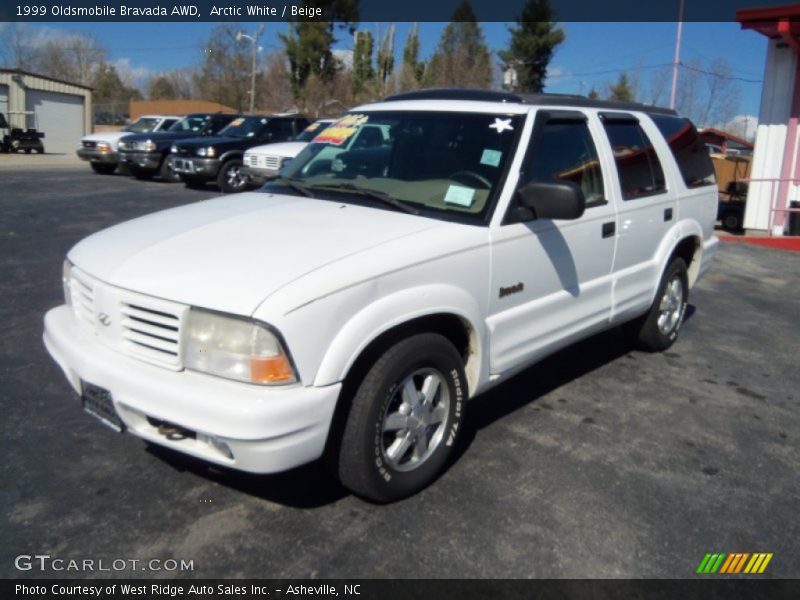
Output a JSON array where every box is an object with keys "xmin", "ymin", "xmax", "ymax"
[
  {"xmin": 647, "ymin": 218, "xmax": 703, "ymax": 305},
  {"xmin": 313, "ymin": 284, "xmax": 487, "ymax": 394},
  {"xmin": 219, "ymin": 150, "xmax": 244, "ymax": 163}
]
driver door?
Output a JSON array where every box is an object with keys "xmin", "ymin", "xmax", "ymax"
[{"xmin": 487, "ymin": 110, "xmax": 618, "ymax": 375}]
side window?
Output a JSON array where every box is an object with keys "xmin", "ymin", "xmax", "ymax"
[
  {"xmin": 265, "ymin": 119, "xmax": 295, "ymax": 142},
  {"xmin": 602, "ymin": 119, "xmax": 666, "ymax": 200},
  {"xmin": 160, "ymin": 119, "xmax": 179, "ymax": 130},
  {"xmin": 650, "ymin": 115, "xmax": 716, "ymax": 188},
  {"xmin": 524, "ymin": 119, "xmax": 605, "ymax": 205}
]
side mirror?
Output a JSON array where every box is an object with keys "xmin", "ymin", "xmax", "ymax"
[{"xmin": 516, "ymin": 180, "xmax": 586, "ymax": 221}]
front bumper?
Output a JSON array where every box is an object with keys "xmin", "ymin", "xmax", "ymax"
[
  {"xmin": 241, "ymin": 165, "xmax": 279, "ymax": 186},
  {"xmin": 170, "ymin": 156, "xmax": 221, "ymax": 178},
  {"xmin": 43, "ymin": 305, "xmax": 341, "ymax": 474},
  {"xmin": 119, "ymin": 151, "xmax": 162, "ymax": 171},
  {"xmin": 77, "ymin": 148, "xmax": 118, "ymax": 164}
]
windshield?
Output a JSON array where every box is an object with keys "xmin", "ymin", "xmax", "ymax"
[
  {"xmin": 219, "ymin": 116, "xmax": 269, "ymax": 138},
  {"xmin": 294, "ymin": 121, "xmax": 332, "ymax": 142},
  {"xmin": 169, "ymin": 115, "xmax": 212, "ymax": 133},
  {"xmin": 278, "ymin": 111, "xmax": 523, "ymax": 222},
  {"xmin": 125, "ymin": 117, "xmax": 161, "ymax": 134}
]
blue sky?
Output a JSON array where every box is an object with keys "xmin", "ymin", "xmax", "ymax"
[{"xmin": 35, "ymin": 20, "xmax": 767, "ymax": 116}]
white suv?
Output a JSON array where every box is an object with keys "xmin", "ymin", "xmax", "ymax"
[{"xmin": 44, "ymin": 89, "xmax": 718, "ymax": 502}]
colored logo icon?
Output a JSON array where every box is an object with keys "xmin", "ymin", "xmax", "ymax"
[{"xmin": 697, "ymin": 552, "xmax": 773, "ymax": 574}]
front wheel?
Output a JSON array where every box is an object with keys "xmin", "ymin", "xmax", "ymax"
[
  {"xmin": 337, "ymin": 333, "xmax": 467, "ymax": 502},
  {"xmin": 624, "ymin": 257, "xmax": 688, "ymax": 352},
  {"xmin": 217, "ymin": 159, "xmax": 247, "ymax": 193}
]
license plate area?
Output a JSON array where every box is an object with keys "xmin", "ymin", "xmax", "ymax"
[
  {"xmin": 82, "ymin": 382, "xmax": 124, "ymax": 432},
  {"xmin": 174, "ymin": 159, "xmax": 193, "ymax": 172}
]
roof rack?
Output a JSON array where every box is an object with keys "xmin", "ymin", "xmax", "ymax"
[{"xmin": 383, "ymin": 88, "xmax": 677, "ymax": 116}]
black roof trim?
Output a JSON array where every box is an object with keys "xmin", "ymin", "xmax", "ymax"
[{"xmin": 383, "ymin": 87, "xmax": 677, "ymax": 117}]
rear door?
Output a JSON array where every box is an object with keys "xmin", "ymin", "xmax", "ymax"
[{"xmin": 596, "ymin": 113, "xmax": 677, "ymax": 323}]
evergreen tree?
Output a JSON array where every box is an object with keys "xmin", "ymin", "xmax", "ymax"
[
  {"xmin": 376, "ymin": 25, "xmax": 395, "ymax": 95},
  {"xmin": 609, "ymin": 73, "xmax": 634, "ymax": 102},
  {"xmin": 399, "ymin": 24, "xmax": 425, "ymax": 90},
  {"xmin": 587, "ymin": 86, "xmax": 598, "ymax": 100},
  {"xmin": 426, "ymin": 2, "xmax": 492, "ymax": 89},
  {"xmin": 499, "ymin": 0, "xmax": 564, "ymax": 93},
  {"xmin": 352, "ymin": 30, "xmax": 374, "ymax": 98}
]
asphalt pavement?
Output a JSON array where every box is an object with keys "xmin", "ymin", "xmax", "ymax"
[{"xmin": 1, "ymin": 165, "xmax": 798, "ymax": 579}]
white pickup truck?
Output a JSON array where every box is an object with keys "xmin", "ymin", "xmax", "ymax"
[
  {"xmin": 77, "ymin": 115, "xmax": 180, "ymax": 174},
  {"xmin": 44, "ymin": 89, "xmax": 718, "ymax": 502}
]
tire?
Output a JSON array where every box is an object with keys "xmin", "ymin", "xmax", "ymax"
[
  {"xmin": 337, "ymin": 333, "xmax": 467, "ymax": 502},
  {"xmin": 217, "ymin": 159, "xmax": 247, "ymax": 193},
  {"xmin": 159, "ymin": 157, "xmax": 181, "ymax": 183},
  {"xmin": 721, "ymin": 210, "xmax": 742, "ymax": 232},
  {"xmin": 90, "ymin": 163, "xmax": 117, "ymax": 175},
  {"xmin": 130, "ymin": 166, "xmax": 154, "ymax": 180},
  {"xmin": 182, "ymin": 176, "xmax": 206, "ymax": 189},
  {"xmin": 24, "ymin": 148, "xmax": 31, "ymax": 154},
  {"xmin": 624, "ymin": 257, "xmax": 689, "ymax": 352}
]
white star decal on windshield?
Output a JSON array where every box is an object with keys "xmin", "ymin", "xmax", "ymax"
[{"xmin": 489, "ymin": 118, "xmax": 514, "ymax": 133}]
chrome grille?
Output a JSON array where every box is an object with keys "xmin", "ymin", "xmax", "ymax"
[
  {"xmin": 82, "ymin": 141, "xmax": 97, "ymax": 149},
  {"xmin": 120, "ymin": 303, "xmax": 181, "ymax": 368},
  {"xmin": 246, "ymin": 154, "xmax": 258, "ymax": 167},
  {"xmin": 264, "ymin": 155, "xmax": 281, "ymax": 170}
]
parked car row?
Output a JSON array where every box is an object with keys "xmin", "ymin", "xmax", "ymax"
[{"xmin": 77, "ymin": 112, "xmax": 332, "ymax": 193}]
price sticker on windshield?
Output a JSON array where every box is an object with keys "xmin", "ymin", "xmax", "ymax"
[{"xmin": 313, "ymin": 114, "xmax": 369, "ymax": 146}]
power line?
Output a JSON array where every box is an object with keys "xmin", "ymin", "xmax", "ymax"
[{"xmin": 678, "ymin": 61, "xmax": 763, "ymax": 83}]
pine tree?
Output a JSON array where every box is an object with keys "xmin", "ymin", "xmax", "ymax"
[
  {"xmin": 426, "ymin": 1, "xmax": 492, "ymax": 89},
  {"xmin": 399, "ymin": 23, "xmax": 425, "ymax": 90},
  {"xmin": 499, "ymin": 0, "xmax": 565, "ymax": 93},
  {"xmin": 352, "ymin": 30, "xmax": 374, "ymax": 98},
  {"xmin": 609, "ymin": 73, "xmax": 634, "ymax": 102}
]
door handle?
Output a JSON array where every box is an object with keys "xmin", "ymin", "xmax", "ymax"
[
  {"xmin": 664, "ymin": 208, "xmax": 673, "ymax": 221},
  {"xmin": 602, "ymin": 222, "xmax": 615, "ymax": 238}
]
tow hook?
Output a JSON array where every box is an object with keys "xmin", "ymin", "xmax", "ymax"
[{"xmin": 156, "ymin": 422, "xmax": 192, "ymax": 441}]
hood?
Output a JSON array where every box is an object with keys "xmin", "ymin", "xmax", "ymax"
[
  {"xmin": 245, "ymin": 141, "xmax": 307, "ymax": 159},
  {"xmin": 68, "ymin": 193, "xmax": 446, "ymax": 316},
  {"xmin": 81, "ymin": 131, "xmax": 129, "ymax": 144}
]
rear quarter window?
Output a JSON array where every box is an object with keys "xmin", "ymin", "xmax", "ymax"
[
  {"xmin": 602, "ymin": 118, "xmax": 666, "ymax": 200},
  {"xmin": 650, "ymin": 115, "xmax": 716, "ymax": 189}
]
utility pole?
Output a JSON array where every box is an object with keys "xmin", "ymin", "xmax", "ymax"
[
  {"xmin": 669, "ymin": 0, "xmax": 686, "ymax": 110},
  {"xmin": 237, "ymin": 24, "xmax": 265, "ymax": 114}
]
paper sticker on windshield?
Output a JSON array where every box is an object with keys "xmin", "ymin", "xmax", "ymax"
[
  {"xmin": 444, "ymin": 185, "xmax": 475, "ymax": 207},
  {"xmin": 489, "ymin": 118, "xmax": 514, "ymax": 133},
  {"xmin": 229, "ymin": 117, "xmax": 244, "ymax": 127},
  {"xmin": 304, "ymin": 122, "xmax": 322, "ymax": 132},
  {"xmin": 480, "ymin": 148, "xmax": 502, "ymax": 167},
  {"xmin": 313, "ymin": 114, "xmax": 369, "ymax": 145}
]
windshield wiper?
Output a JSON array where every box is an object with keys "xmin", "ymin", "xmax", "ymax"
[
  {"xmin": 311, "ymin": 183, "xmax": 420, "ymax": 215},
  {"xmin": 270, "ymin": 176, "xmax": 316, "ymax": 198}
]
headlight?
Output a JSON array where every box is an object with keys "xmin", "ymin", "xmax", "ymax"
[
  {"xmin": 96, "ymin": 142, "xmax": 112, "ymax": 152},
  {"xmin": 170, "ymin": 145, "xmax": 179, "ymax": 154},
  {"xmin": 183, "ymin": 309, "xmax": 297, "ymax": 385},
  {"xmin": 62, "ymin": 259, "xmax": 73, "ymax": 307},
  {"xmin": 196, "ymin": 146, "xmax": 216, "ymax": 157},
  {"xmin": 138, "ymin": 140, "xmax": 157, "ymax": 152}
]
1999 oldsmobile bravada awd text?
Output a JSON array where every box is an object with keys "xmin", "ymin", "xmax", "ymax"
[{"xmin": 44, "ymin": 89, "xmax": 718, "ymax": 502}]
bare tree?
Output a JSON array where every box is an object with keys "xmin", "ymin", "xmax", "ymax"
[{"xmin": 260, "ymin": 52, "xmax": 295, "ymax": 112}]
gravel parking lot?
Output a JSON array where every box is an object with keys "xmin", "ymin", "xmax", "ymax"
[{"xmin": 1, "ymin": 164, "xmax": 798, "ymax": 579}]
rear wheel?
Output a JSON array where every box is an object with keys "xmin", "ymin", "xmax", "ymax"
[
  {"xmin": 217, "ymin": 159, "xmax": 247, "ymax": 193},
  {"xmin": 624, "ymin": 257, "xmax": 688, "ymax": 352},
  {"xmin": 90, "ymin": 163, "xmax": 116, "ymax": 175},
  {"xmin": 721, "ymin": 209, "xmax": 742, "ymax": 232},
  {"xmin": 337, "ymin": 333, "xmax": 467, "ymax": 502}
]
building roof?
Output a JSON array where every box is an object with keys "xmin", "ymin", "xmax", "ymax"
[
  {"xmin": 699, "ymin": 127, "xmax": 754, "ymax": 149},
  {"xmin": 0, "ymin": 68, "xmax": 93, "ymax": 91},
  {"xmin": 737, "ymin": 4, "xmax": 800, "ymax": 39}
]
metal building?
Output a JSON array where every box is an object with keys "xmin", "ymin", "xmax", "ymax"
[
  {"xmin": 0, "ymin": 68, "xmax": 92, "ymax": 154},
  {"xmin": 737, "ymin": 4, "xmax": 800, "ymax": 235}
]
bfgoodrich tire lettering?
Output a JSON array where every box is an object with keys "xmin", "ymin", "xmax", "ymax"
[{"xmin": 337, "ymin": 333, "xmax": 466, "ymax": 502}]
